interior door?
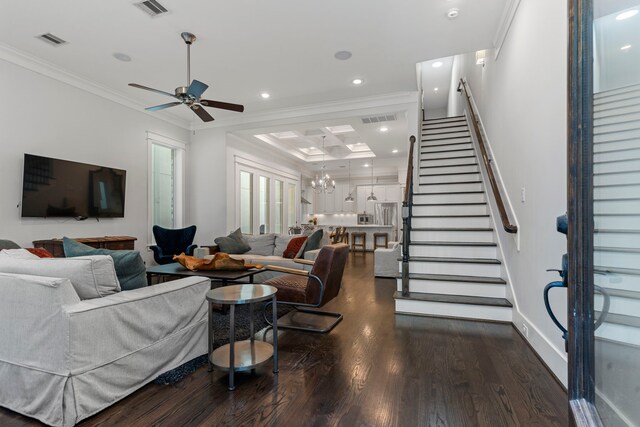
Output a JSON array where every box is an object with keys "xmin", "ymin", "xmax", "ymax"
[{"xmin": 568, "ymin": 1, "xmax": 640, "ymax": 425}]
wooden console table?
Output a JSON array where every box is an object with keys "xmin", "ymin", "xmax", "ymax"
[{"xmin": 33, "ymin": 236, "xmax": 137, "ymax": 258}]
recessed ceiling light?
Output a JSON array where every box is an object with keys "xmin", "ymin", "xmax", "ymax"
[
  {"xmin": 434, "ymin": 87, "xmax": 439, "ymax": 92},
  {"xmin": 334, "ymin": 50, "xmax": 352, "ymax": 60},
  {"xmin": 621, "ymin": 44, "xmax": 632, "ymax": 51},
  {"xmin": 447, "ymin": 8, "xmax": 459, "ymax": 19},
  {"xmin": 113, "ymin": 52, "xmax": 132, "ymax": 62},
  {"xmin": 379, "ymin": 126, "xmax": 389, "ymax": 132},
  {"xmin": 616, "ymin": 10, "xmax": 638, "ymax": 20},
  {"xmin": 363, "ymin": 163, "xmax": 370, "ymax": 167},
  {"xmin": 432, "ymin": 61, "xmax": 443, "ymax": 68},
  {"xmin": 310, "ymin": 146, "xmax": 316, "ymax": 149},
  {"xmin": 352, "ymin": 78, "xmax": 363, "ymax": 85},
  {"xmin": 392, "ymin": 149, "xmax": 398, "ymax": 153},
  {"xmin": 260, "ymin": 92, "xmax": 270, "ymax": 99}
]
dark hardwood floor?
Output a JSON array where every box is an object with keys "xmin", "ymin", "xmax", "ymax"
[{"xmin": 0, "ymin": 253, "xmax": 568, "ymax": 426}]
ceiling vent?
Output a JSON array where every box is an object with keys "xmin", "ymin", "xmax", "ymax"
[
  {"xmin": 37, "ymin": 33, "xmax": 67, "ymax": 46},
  {"xmin": 134, "ymin": 0, "xmax": 168, "ymax": 17},
  {"xmin": 361, "ymin": 113, "xmax": 397, "ymax": 124}
]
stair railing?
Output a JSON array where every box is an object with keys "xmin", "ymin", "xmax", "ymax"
[
  {"xmin": 457, "ymin": 78, "xmax": 518, "ymax": 234},
  {"xmin": 401, "ymin": 135, "xmax": 416, "ymax": 296}
]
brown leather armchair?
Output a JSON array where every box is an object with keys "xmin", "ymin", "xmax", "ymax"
[{"xmin": 264, "ymin": 243, "xmax": 349, "ymax": 333}]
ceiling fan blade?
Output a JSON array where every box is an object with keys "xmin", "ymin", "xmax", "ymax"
[
  {"xmin": 190, "ymin": 104, "xmax": 214, "ymax": 122},
  {"xmin": 186, "ymin": 80, "xmax": 209, "ymax": 98},
  {"xmin": 200, "ymin": 99, "xmax": 245, "ymax": 113},
  {"xmin": 145, "ymin": 101, "xmax": 183, "ymax": 111},
  {"xmin": 128, "ymin": 83, "xmax": 176, "ymax": 98}
]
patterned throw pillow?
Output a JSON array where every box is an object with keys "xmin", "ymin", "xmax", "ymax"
[
  {"xmin": 214, "ymin": 228, "xmax": 251, "ymax": 254},
  {"xmin": 62, "ymin": 237, "xmax": 147, "ymax": 290},
  {"xmin": 25, "ymin": 248, "xmax": 55, "ymax": 258},
  {"xmin": 283, "ymin": 236, "xmax": 307, "ymax": 259}
]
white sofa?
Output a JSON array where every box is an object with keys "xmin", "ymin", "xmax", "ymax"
[
  {"xmin": 374, "ymin": 241, "xmax": 401, "ymax": 278},
  {"xmin": 0, "ymin": 265, "xmax": 209, "ymax": 426}
]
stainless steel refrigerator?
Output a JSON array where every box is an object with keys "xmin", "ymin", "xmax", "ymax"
[{"xmin": 374, "ymin": 202, "xmax": 398, "ymax": 241}]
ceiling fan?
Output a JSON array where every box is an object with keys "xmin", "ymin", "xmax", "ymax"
[{"xmin": 129, "ymin": 32, "xmax": 244, "ymax": 122}]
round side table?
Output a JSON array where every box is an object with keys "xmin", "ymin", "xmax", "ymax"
[{"xmin": 205, "ymin": 284, "xmax": 278, "ymax": 391}]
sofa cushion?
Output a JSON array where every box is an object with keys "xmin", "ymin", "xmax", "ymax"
[
  {"xmin": 0, "ymin": 249, "xmax": 40, "ymax": 260},
  {"xmin": 214, "ymin": 228, "xmax": 251, "ymax": 254},
  {"xmin": 274, "ymin": 235, "xmax": 294, "ymax": 257},
  {"xmin": 63, "ymin": 237, "xmax": 147, "ymax": 290},
  {"xmin": 302, "ymin": 229, "xmax": 324, "ymax": 255},
  {"xmin": 244, "ymin": 234, "xmax": 276, "ymax": 256},
  {"xmin": 0, "ymin": 255, "xmax": 121, "ymax": 299},
  {"xmin": 283, "ymin": 236, "xmax": 307, "ymax": 259}
]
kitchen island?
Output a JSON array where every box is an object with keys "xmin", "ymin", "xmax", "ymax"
[{"xmin": 308, "ymin": 224, "xmax": 395, "ymax": 251}]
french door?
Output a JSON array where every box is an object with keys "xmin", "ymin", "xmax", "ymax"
[{"xmin": 568, "ymin": 1, "xmax": 640, "ymax": 425}]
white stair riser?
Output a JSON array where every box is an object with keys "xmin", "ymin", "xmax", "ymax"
[
  {"xmin": 408, "ymin": 260, "xmax": 501, "ymax": 277},
  {"xmin": 595, "ymin": 102, "xmax": 640, "ymax": 118},
  {"xmin": 594, "ymin": 111, "xmax": 640, "ymax": 127},
  {"xmin": 411, "ymin": 229, "xmax": 494, "ymax": 242},
  {"xmin": 594, "ymin": 250, "xmax": 640, "ymax": 270},
  {"xmin": 595, "ymin": 272, "xmax": 640, "ymax": 293},
  {"xmin": 594, "ymin": 127, "xmax": 640, "ymax": 144},
  {"xmin": 418, "ymin": 182, "xmax": 483, "ymax": 193},
  {"xmin": 423, "ymin": 125, "xmax": 468, "ymax": 135},
  {"xmin": 397, "ymin": 278, "xmax": 506, "ymax": 298},
  {"xmin": 419, "ymin": 173, "xmax": 481, "ymax": 184},
  {"xmin": 424, "ymin": 117, "xmax": 466, "ymax": 124},
  {"xmin": 594, "ymin": 171, "xmax": 640, "ymax": 186},
  {"xmin": 595, "ymin": 87, "xmax": 640, "ymax": 102},
  {"xmin": 412, "ymin": 204, "xmax": 488, "ymax": 216},
  {"xmin": 421, "ymin": 157, "xmax": 476, "ymax": 167},
  {"xmin": 595, "ymin": 185, "xmax": 640, "ymax": 199},
  {"xmin": 594, "ymin": 159, "xmax": 640, "ymax": 174},
  {"xmin": 425, "ymin": 149, "xmax": 476, "ymax": 160},
  {"xmin": 422, "ymin": 142, "xmax": 473, "ymax": 152},
  {"xmin": 595, "ymin": 122, "xmax": 640, "ymax": 135},
  {"xmin": 596, "ymin": 323, "xmax": 640, "ymax": 347},
  {"xmin": 421, "ymin": 164, "xmax": 479, "ymax": 175},
  {"xmin": 595, "ymin": 214, "xmax": 640, "ymax": 230},
  {"xmin": 594, "ymin": 139, "xmax": 640, "ymax": 153},
  {"xmin": 409, "ymin": 244, "xmax": 497, "ymax": 258},
  {"xmin": 595, "ymin": 232, "xmax": 640, "ymax": 249},
  {"xmin": 595, "ymin": 294, "xmax": 640, "ymax": 318},
  {"xmin": 594, "ymin": 199, "xmax": 640, "ymax": 214},
  {"xmin": 395, "ymin": 299, "xmax": 512, "ymax": 322},
  {"xmin": 594, "ymin": 148, "xmax": 640, "ymax": 163},
  {"xmin": 411, "ymin": 216, "xmax": 491, "ymax": 228},
  {"xmin": 414, "ymin": 193, "xmax": 485, "ymax": 204},
  {"xmin": 423, "ymin": 132, "xmax": 471, "ymax": 140},
  {"xmin": 423, "ymin": 121, "xmax": 467, "ymax": 130}
]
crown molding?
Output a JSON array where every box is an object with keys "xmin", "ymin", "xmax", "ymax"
[
  {"xmin": 0, "ymin": 43, "xmax": 191, "ymax": 130},
  {"xmin": 493, "ymin": 0, "xmax": 522, "ymax": 60},
  {"xmin": 191, "ymin": 91, "xmax": 418, "ymax": 131}
]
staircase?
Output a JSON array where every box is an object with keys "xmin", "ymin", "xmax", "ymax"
[{"xmin": 394, "ymin": 115, "xmax": 512, "ymax": 322}]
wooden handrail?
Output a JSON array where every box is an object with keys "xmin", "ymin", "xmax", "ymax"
[
  {"xmin": 457, "ymin": 79, "xmax": 518, "ymax": 234},
  {"xmin": 403, "ymin": 135, "xmax": 416, "ymax": 203}
]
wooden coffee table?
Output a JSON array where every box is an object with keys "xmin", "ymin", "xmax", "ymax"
[{"xmin": 146, "ymin": 263, "xmax": 266, "ymax": 289}]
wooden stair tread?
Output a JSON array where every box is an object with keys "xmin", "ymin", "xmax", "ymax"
[
  {"xmin": 412, "ymin": 214, "xmax": 490, "ymax": 218},
  {"xmin": 421, "ymin": 155, "xmax": 476, "ymax": 161},
  {"xmin": 420, "ymin": 163, "xmax": 478, "ymax": 169},
  {"xmin": 414, "ymin": 190, "xmax": 484, "ymax": 195},
  {"xmin": 419, "ymin": 181, "xmax": 483, "ymax": 186},
  {"xmin": 410, "ymin": 241, "xmax": 497, "ymax": 247},
  {"xmin": 403, "ymin": 272, "xmax": 507, "ymax": 284},
  {"xmin": 421, "ymin": 141, "xmax": 471, "ymax": 149},
  {"xmin": 408, "ymin": 256, "xmax": 501, "ymax": 265},
  {"xmin": 411, "ymin": 227, "xmax": 493, "ymax": 231},
  {"xmin": 412, "ymin": 202, "xmax": 487, "ymax": 206},
  {"xmin": 394, "ymin": 291, "xmax": 512, "ymax": 308},
  {"xmin": 419, "ymin": 171, "xmax": 479, "ymax": 177}
]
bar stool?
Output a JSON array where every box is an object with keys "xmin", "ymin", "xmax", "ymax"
[
  {"xmin": 343, "ymin": 232, "xmax": 349, "ymax": 244},
  {"xmin": 351, "ymin": 232, "xmax": 366, "ymax": 254},
  {"xmin": 373, "ymin": 232, "xmax": 389, "ymax": 249}
]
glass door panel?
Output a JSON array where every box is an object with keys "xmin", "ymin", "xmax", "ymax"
[{"xmin": 593, "ymin": 2, "xmax": 640, "ymax": 425}]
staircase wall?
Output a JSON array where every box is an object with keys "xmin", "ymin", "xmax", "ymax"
[{"xmin": 442, "ymin": 0, "xmax": 570, "ymax": 386}]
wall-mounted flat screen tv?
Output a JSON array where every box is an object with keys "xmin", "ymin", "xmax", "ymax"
[{"xmin": 21, "ymin": 154, "xmax": 126, "ymax": 218}]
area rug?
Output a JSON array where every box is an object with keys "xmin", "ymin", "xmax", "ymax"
[{"xmin": 154, "ymin": 304, "xmax": 291, "ymax": 384}]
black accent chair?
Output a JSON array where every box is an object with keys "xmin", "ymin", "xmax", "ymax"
[
  {"xmin": 263, "ymin": 243, "xmax": 349, "ymax": 333},
  {"xmin": 150, "ymin": 225, "xmax": 198, "ymax": 265}
]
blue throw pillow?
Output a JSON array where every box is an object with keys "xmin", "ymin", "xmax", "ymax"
[
  {"xmin": 62, "ymin": 237, "xmax": 147, "ymax": 290},
  {"xmin": 302, "ymin": 229, "xmax": 324, "ymax": 255},
  {"xmin": 214, "ymin": 228, "xmax": 251, "ymax": 254}
]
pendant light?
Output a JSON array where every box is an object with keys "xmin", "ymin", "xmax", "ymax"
[
  {"xmin": 311, "ymin": 136, "xmax": 336, "ymax": 194},
  {"xmin": 366, "ymin": 159, "xmax": 377, "ymax": 201},
  {"xmin": 344, "ymin": 160, "xmax": 354, "ymax": 202}
]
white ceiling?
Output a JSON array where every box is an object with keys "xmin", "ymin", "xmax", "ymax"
[
  {"xmin": 420, "ymin": 56, "xmax": 455, "ymax": 113},
  {"xmin": 0, "ymin": 0, "xmax": 509, "ymax": 126}
]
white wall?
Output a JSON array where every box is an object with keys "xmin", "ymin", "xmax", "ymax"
[
  {"xmin": 0, "ymin": 58, "xmax": 189, "ymax": 264},
  {"xmin": 448, "ymin": 0, "xmax": 570, "ymax": 384}
]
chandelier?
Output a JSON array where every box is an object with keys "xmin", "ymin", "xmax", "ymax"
[{"xmin": 311, "ymin": 136, "xmax": 335, "ymax": 194}]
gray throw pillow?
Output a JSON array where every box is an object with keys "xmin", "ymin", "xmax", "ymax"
[
  {"xmin": 302, "ymin": 229, "xmax": 324, "ymax": 255},
  {"xmin": 214, "ymin": 228, "xmax": 251, "ymax": 254},
  {"xmin": 63, "ymin": 237, "xmax": 147, "ymax": 290},
  {"xmin": 244, "ymin": 234, "xmax": 276, "ymax": 256}
]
